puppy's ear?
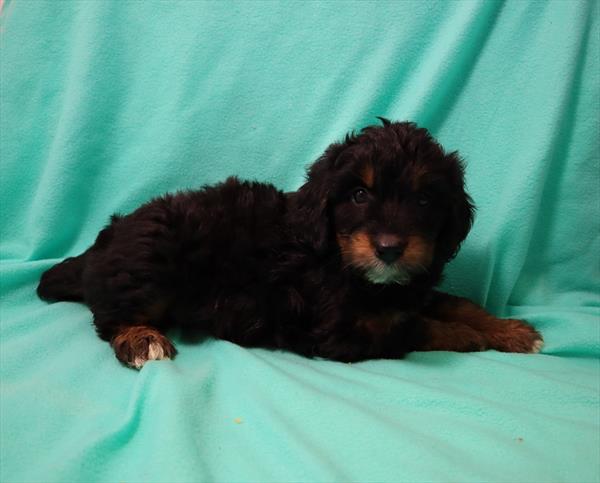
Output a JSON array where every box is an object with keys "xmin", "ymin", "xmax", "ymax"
[
  {"xmin": 289, "ymin": 142, "xmax": 348, "ymax": 253},
  {"xmin": 438, "ymin": 153, "xmax": 475, "ymax": 262}
]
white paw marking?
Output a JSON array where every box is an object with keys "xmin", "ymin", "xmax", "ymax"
[
  {"xmin": 531, "ymin": 339, "xmax": 544, "ymax": 354},
  {"xmin": 131, "ymin": 341, "xmax": 171, "ymax": 369},
  {"xmin": 147, "ymin": 341, "xmax": 166, "ymax": 360}
]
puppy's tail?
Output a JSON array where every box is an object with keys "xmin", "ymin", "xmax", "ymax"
[{"xmin": 37, "ymin": 252, "xmax": 87, "ymax": 302}]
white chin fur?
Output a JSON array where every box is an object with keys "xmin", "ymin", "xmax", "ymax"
[{"xmin": 366, "ymin": 265, "xmax": 411, "ymax": 285}]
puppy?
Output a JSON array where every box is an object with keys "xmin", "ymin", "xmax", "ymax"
[{"xmin": 37, "ymin": 119, "xmax": 543, "ymax": 369}]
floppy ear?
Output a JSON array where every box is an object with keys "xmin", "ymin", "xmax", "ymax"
[
  {"xmin": 289, "ymin": 142, "xmax": 349, "ymax": 253},
  {"xmin": 438, "ymin": 153, "xmax": 475, "ymax": 262}
]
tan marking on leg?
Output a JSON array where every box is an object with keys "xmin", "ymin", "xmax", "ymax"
[
  {"xmin": 423, "ymin": 293, "xmax": 543, "ymax": 353},
  {"xmin": 419, "ymin": 317, "xmax": 487, "ymax": 352},
  {"xmin": 111, "ymin": 326, "xmax": 176, "ymax": 369}
]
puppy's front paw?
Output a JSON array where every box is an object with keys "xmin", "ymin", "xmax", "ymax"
[
  {"xmin": 492, "ymin": 319, "xmax": 543, "ymax": 354},
  {"xmin": 111, "ymin": 326, "xmax": 176, "ymax": 369}
]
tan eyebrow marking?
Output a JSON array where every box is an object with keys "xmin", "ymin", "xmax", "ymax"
[
  {"xmin": 410, "ymin": 164, "xmax": 431, "ymax": 192},
  {"xmin": 360, "ymin": 163, "xmax": 375, "ymax": 188}
]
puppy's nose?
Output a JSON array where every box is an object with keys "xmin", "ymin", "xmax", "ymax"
[{"xmin": 374, "ymin": 235, "xmax": 407, "ymax": 265}]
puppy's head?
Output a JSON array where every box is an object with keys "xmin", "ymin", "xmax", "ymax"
[{"xmin": 292, "ymin": 119, "xmax": 474, "ymax": 284}]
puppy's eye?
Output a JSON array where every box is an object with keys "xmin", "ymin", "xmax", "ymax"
[
  {"xmin": 417, "ymin": 193, "xmax": 431, "ymax": 207},
  {"xmin": 352, "ymin": 188, "xmax": 369, "ymax": 205}
]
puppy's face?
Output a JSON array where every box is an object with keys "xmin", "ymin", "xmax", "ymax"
[
  {"xmin": 333, "ymin": 154, "xmax": 448, "ymax": 284},
  {"xmin": 293, "ymin": 120, "xmax": 474, "ymax": 285}
]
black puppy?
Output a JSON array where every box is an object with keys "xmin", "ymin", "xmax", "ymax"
[{"xmin": 38, "ymin": 119, "xmax": 543, "ymax": 369}]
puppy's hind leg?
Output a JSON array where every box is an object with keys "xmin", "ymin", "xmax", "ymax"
[
  {"xmin": 82, "ymin": 199, "xmax": 189, "ymax": 368},
  {"xmin": 88, "ymin": 271, "xmax": 179, "ymax": 368}
]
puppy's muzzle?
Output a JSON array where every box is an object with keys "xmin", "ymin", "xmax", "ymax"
[{"xmin": 374, "ymin": 234, "xmax": 407, "ymax": 265}]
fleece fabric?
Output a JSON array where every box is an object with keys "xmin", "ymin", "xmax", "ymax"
[{"xmin": 1, "ymin": 1, "xmax": 599, "ymax": 482}]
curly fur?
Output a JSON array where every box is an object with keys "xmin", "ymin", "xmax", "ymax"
[{"xmin": 38, "ymin": 120, "xmax": 542, "ymax": 368}]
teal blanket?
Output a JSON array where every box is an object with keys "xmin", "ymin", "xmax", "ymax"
[{"xmin": 1, "ymin": 1, "xmax": 599, "ymax": 482}]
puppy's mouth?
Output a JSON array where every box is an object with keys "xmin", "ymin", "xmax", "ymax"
[{"xmin": 337, "ymin": 232, "xmax": 433, "ymax": 285}]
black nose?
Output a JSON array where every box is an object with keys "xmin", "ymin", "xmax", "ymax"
[{"xmin": 374, "ymin": 235, "xmax": 407, "ymax": 265}]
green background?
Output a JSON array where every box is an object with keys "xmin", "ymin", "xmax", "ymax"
[{"xmin": 1, "ymin": 1, "xmax": 599, "ymax": 482}]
